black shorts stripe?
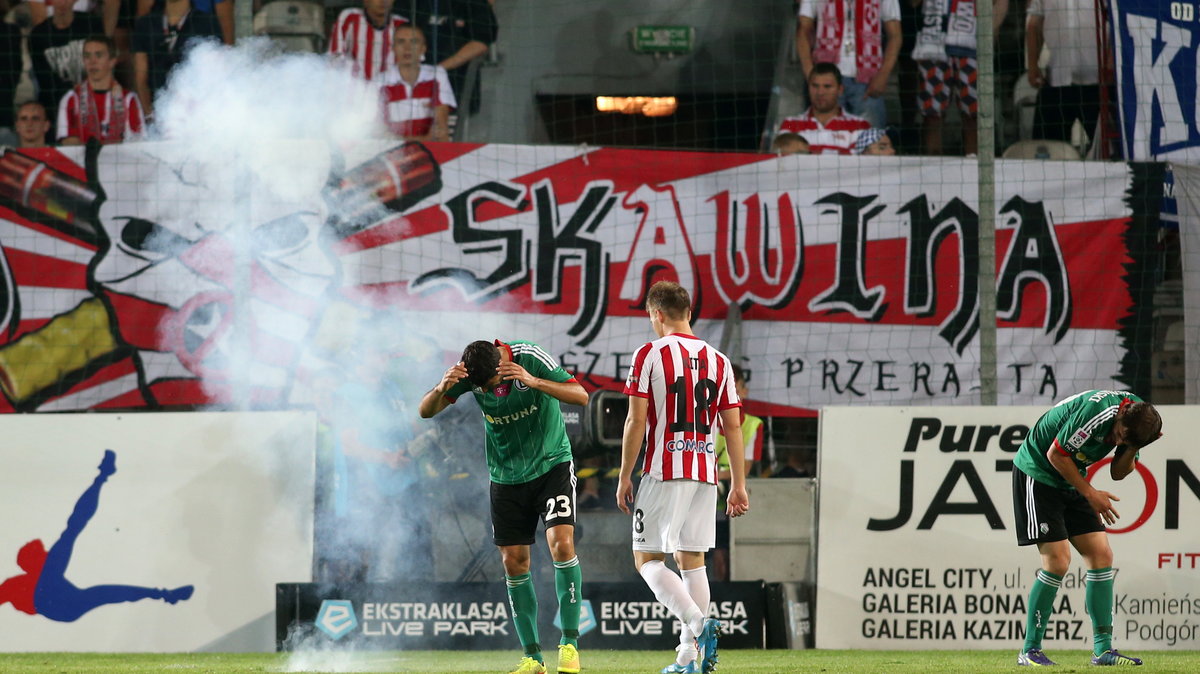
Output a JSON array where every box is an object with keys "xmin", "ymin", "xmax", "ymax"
[{"xmin": 1011, "ymin": 466, "xmax": 1105, "ymax": 546}]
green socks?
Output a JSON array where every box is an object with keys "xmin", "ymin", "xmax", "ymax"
[
  {"xmin": 554, "ymin": 556, "xmax": 583, "ymax": 647},
  {"xmin": 506, "ymin": 573, "xmax": 542, "ymax": 661},
  {"xmin": 1086, "ymin": 567, "xmax": 1116, "ymax": 655},
  {"xmin": 1022, "ymin": 569, "xmax": 1062, "ymax": 652}
]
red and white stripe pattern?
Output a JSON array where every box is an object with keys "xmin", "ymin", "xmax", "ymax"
[
  {"xmin": 57, "ymin": 88, "xmax": 145, "ymax": 143},
  {"xmin": 327, "ymin": 8, "xmax": 409, "ymax": 82},
  {"xmin": 624, "ymin": 333, "xmax": 740, "ymax": 483},
  {"xmin": 777, "ymin": 109, "xmax": 871, "ymax": 155},
  {"xmin": 378, "ymin": 64, "xmax": 457, "ymax": 138}
]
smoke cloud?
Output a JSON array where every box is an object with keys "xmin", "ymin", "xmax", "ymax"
[{"xmin": 121, "ymin": 40, "xmax": 492, "ymax": 662}]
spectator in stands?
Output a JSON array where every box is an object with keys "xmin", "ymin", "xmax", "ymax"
[
  {"xmin": 29, "ymin": 0, "xmax": 119, "ymax": 36},
  {"xmin": 15, "ymin": 102, "xmax": 53, "ymax": 148},
  {"xmin": 1026, "ymin": 0, "xmax": 1100, "ymax": 146},
  {"xmin": 776, "ymin": 62, "xmax": 871, "ymax": 155},
  {"xmin": 796, "ymin": 0, "xmax": 903, "ymax": 128},
  {"xmin": 138, "ymin": 0, "xmax": 234, "ymax": 46},
  {"xmin": 328, "ymin": 0, "xmax": 409, "ymax": 83},
  {"xmin": 772, "ymin": 132, "xmax": 811, "ymax": 156},
  {"xmin": 58, "ymin": 35, "xmax": 144, "ymax": 145},
  {"xmin": 405, "ymin": 0, "xmax": 498, "ymax": 115},
  {"xmin": 29, "ymin": 0, "xmax": 106, "ymax": 140},
  {"xmin": 772, "ymin": 447, "xmax": 815, "ymax": 478},
  {"xmin": 0, "ymin": 12, "xmax": 19, "ymax": 142},
  {"xmin": 854, "ymin": 127, "xmax": 896, "ymax": 155},
  {"xmin": 379, "ymin": 24, "xmax": 455, "ymax": 142},
  {"xmin": 132, "ymin": 0, "xmax": 221, "ymax": 117},
  {"xmin": 912, "ymin": 0, "xmax": 1008, "ymax": 156}
]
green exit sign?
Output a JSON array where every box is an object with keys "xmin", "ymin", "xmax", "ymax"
[{"xmin": 631, "ymin": 25, "xmax": 695, "ymax": 54}]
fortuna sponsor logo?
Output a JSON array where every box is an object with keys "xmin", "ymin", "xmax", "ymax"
[
  {"xmin": 665, "ymin": 438, "xmax": 715, "ymax": 454},
  {"xmin": 484, "ymin": 404, "xmax": 538, "ymax": 425}
]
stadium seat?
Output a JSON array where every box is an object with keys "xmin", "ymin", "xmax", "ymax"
[
  {"xmin": 253, "ymin": 0, "xmax": 326, "ymax": 53},
  {"xmin": 1001, "ymin": 139, "xmax": 1082, "ymax": 160}
]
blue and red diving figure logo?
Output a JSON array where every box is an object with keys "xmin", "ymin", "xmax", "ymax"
[{"xmin": 0, "ymin": 450, "xmax": 193, "ymax": 621}]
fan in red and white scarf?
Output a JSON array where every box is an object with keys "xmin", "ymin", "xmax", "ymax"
[
  {"xmin": 57, "ymin": 36, "xmax": 144, "ymax": 145},
  {"xmin": 797, "ymin": 0, "xmax": 902, "ymax": 94}
]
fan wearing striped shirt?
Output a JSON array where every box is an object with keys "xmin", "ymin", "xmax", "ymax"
[
  {"xmin": 328, "ymin": 0, "xmax": 409, "ymax": 82},
  {"xmin": 378, "ymin": 24, "xmax": 455, "ymax": 142},
  {"xmin": 775, "ymin": 62, "xmax": 871, "ymax": 155},
  {"xmin": 1011, "ymin": 390, "xmax": 1162, "ymax": 667},
  {"xmin": 617, "ymin": 281, "xmax": 750, "ymax": 674},
  {"xmin": 418, "ymin": 339, "xmax": 589, "ymax": 674}
]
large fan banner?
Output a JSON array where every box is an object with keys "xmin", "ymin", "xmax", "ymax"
[
  {"xmin": 1108, "ymin": 0, "xmax": 1200, "ymax": 163},
  {"xmin": 0, "ymin": 143, "xmax": 1157, "ymax": 414}
]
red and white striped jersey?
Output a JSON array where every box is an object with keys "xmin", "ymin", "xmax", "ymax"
[
  {"xmin": 327, "ymin": 8, "xmax": 409, "ymax": 82},
  {"xmin": 777, "ymin": 108, "xmax": 870, "ymax": 155},
  {"xmin": 378, "ymin": 64, "xmax": 457, "ymax": 138},
  {"xmin": 57, "ymin": 87, "xmax": 145, "ymax": 143},
  {"xmin": 623, "ymin": 333, "xmax": 741, "ymax": 483}
]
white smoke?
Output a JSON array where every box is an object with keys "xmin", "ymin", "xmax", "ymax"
[
  {"xmin": 154, "ymin": 38, "xmax": 385, "ymax": 158},
  {"xmin": 131, "ymin": 40, "xmax": 486, "ymax": 666}
]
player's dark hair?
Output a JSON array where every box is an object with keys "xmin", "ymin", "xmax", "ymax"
[
  {"xmin": 809, "ymin": 62, "xmax": 843, "ymax": 83},
  {"xmin": 1122, "ymin": 401, "xmax": 1163, "ymax": 448},
  {"xmin": 84, "ymin": 35, "xmax": 118, "ymax": 59},
  {"xmin": 646, "ymin": 281, "xmax": 691, "ymax": 321},
  {"xmin": 462, "ymin": 340, "xmax": 500, "ymax": 388}
]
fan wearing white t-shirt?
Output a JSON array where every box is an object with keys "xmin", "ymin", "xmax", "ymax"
[
  {"xmin": 378, "ymin": 24, "xmax": 455, "ymax": 142},
  {"xmin": 617, "ymin": 280, "xmax": 751, "ymax": 674}
]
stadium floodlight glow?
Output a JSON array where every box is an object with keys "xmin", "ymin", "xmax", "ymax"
[{"xmin": 594, "ymin": 96, "xmax": 678, "ymax": 117}]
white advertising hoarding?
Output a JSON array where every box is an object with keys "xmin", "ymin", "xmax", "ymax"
[
  {"xmin": 0, "ymin": 412, "xmax": 314, "ymax": 651},
  {"xmin": 817, "ymin": 405, "xmax": 1199, "ymax": 650}
]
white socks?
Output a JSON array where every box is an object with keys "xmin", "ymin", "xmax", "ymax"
[
  {"xmin": 638, "ymin": 560, "xmax": 706, "ymax": 638},
  {"xmin": 676, "ymin": 566, "xmax": 709, "ymax": 664}
]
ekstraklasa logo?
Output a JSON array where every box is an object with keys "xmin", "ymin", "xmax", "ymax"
[{"xmin": 316, "ymin": 599, "xmax": 358, "ymax": 640}]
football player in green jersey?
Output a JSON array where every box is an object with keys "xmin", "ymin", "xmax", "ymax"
[
  {"xmin": 1011, "ymin": 390, "xmax": 1162, "ymax": 667},
  {"xmin": 419, "ymin": 339, "xmax": 588, "ymax": 674}
]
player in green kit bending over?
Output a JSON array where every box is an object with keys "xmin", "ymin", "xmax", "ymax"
[
  {"xmin": 419, "ymin": 340, "xmax": 589, "ymax": 674},
  {"xmin": 1012, "ymin": 390, "xmax": 1162, "ymax": 667}
]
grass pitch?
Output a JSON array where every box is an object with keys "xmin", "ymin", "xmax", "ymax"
[{"xmin": 1, "ymin": 650, "xmax": 1199, "ymax": 673}]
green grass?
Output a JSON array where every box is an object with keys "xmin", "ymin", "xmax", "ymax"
[{"xmin": 1, "ymin": 650, "xmax": 1199, "ymax": 674}]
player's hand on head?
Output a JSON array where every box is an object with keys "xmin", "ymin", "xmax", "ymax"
[
  {"xmin": 498, "ymin": 360, "xmax": 533, "ymax": 386},
  {"xmin": 440, "ymin": 362, "xmax": 468, "ymax": 391}
]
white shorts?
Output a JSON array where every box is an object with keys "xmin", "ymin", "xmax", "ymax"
[{"xmin": 631, "ymin": 475, "xmax": 717, "ymax": 553}]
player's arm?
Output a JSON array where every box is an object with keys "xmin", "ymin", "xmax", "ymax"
[
  {"xmin": 1045, "ymin": 441, "xmax": 1120, "ymax": 525},
  {"xmin": 497, "ymin": 360, "xmax": 588, "ymax": 406},
  {"xmin": 615, "ymin": 395, "xmax": 648, "ymax": 515},
  {"xmin": 1110, "ymin": 445, "xmax": 1138, "ymax": 481},
  {"xmin": 719, "ymin": 407, "xmax": 750, "ymax": 517},
  {"xmin": 418, "ymin": 362, "xmax": 468, "ymax": 418}
]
